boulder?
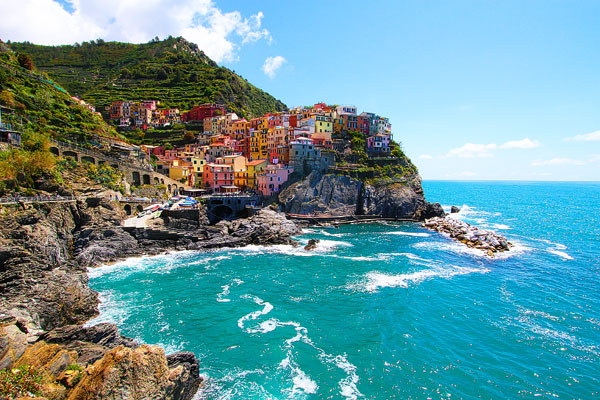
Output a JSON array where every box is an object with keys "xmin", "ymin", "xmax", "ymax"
[
  {"xmin": 450, "ymin": 206, "xmax": 461, "ymax": 213},
  {"xmin": 304, "ymin": 239, "xmax": 320, "ymax": 251},
  {"xmin": 66, "ymin": 344, "xmax": 200, "ymax": 400}
]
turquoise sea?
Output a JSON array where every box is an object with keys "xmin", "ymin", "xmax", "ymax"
[{"xmin": 88, "ymin": 181, "xmax": 600, "ymax": 399}]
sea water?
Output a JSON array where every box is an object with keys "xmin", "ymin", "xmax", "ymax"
[{"xmin": 88, "ymin": 181, "xmax": 600, "ymax": 399}]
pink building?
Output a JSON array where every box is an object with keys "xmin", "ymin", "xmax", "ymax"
[
  {"xmin": 203, "ymin": 163, "xmax": 235, "ymax": 192},
  {"xmin": 367, "ymin": 133, "xmax": 391, "ymax": 154},
  {"xmin": 257, "ymin": 165, "xmax": 294, "ymax": 197}
]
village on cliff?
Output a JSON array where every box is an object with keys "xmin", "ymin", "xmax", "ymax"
[{"xmin": 80, "ymin": 100, "xmax": 394, "ymax": 197}]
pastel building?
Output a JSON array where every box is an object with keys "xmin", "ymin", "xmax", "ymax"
[
  {"xmin": 243, "ymin": 159, "xmax": 268, "ymax": 189},
  {"xmin": 257, "ymin": 165, "xmax": 294, "ymax": 197},
  {"xmin": 367, "ymin": 133, "xmax": 391, "ymax": 154},
  {"xmin": 203, "ymin": 163, "xmax": 235, "ymax": 192}
]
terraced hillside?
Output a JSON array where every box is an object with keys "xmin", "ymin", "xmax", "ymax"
[{"xmin": 10, "ymin": 37, "xmax": 287, "ymax": 118}]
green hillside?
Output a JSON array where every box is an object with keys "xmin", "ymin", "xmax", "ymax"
[
  {"xmin": 0, "ymin": 41, "xmax": 124, "ymax": 194},
  {"xmin": 9, "ymin": 37, "xmax": 287, "ymax": 118},
  {"xmin": 0, "ymin": 42, "xmax": 119, "ymax": 141}
]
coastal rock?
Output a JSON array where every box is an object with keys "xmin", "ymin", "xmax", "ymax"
[
  {"xmin": 0, "ymin": 318, "xmax": 29, "ymax": 370},
  {"xmin": 66, "ymin": 344, "xmax": 201, "ymax": 400},
  {"xmin": 38, "ymin": 323, "xmax": 138, "ymax": 364},
  {"xmin": 0, "ymin": 202, "xmax": 99, "ymax": 332},
  {"xmin": 185, "ymin": 208, "xmax": 301, "ymax": 250},
  {"xmin": 450, "ymin": 206, "xmax": 461, "ymax": 213},
  {"xmin": 279, "ymin": 171, "xmax": 444, "ymax": 220},
  {"xmin": 422, "ymin": 216, "xmax": 512, "ymax": 255},
  {"xmin": 166, "ymin": 352, "xmax": 202, "ymax": 400},
  {"xmin": 304, "ymin": 239, "xmax": 320, "ymax": 251}
]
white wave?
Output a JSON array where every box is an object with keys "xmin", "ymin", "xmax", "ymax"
[
  {"xmin": 237, "ymin": 296, "xmax": 274, "ymax": 332},
  {"xmin": 490, "ymin": 223, "xmax": 511, "ymax": 230},
  {"xmin": 84, "ymin": 289, "xmax": 130, "ymax": 326},
  {"xmin": 385, "ymin": 231, "xmax": 431, "ymax": 237},
  {"xmin": 547, "ymin": 249, "xmax": 574, "ymax": 260},
  {"xmin": 216, "ymin": 279, "xmax": 244, "ymax": 303},
  {"xmin": 413, "ymin": 239, "xmax": 529, "ymax": 259},
  {"xmin": 291, "ymin": 367, "xmax": 318, "ymax": 395},
  {"xmin": 320, "ymin": 230, "xmax": 346, "ymax": 237},
  {"xmin": 358, "ymin": 265, "xmax": 489, "ymax": 292},
  {"xmin": 234, "ymin": 239, "xmax": 352, "ymax": 258}
]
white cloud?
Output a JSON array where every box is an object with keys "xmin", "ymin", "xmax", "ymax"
[
  {"xmin": 500, "ymin": 138, "xmax": 541, "ymax": 149},
  {"xmin": 446, "ymin": 137, "xmax": 542, "ymax": 158},
  {"xmin": 446, "ymin": 143, "xmax": 497, "ymax": 158},
  {"xmin": 0, "ymin": 0, "xmax": 271, "ymax": 63},
  {"xmin": 262, "ymin": 55, "xmax": 286, "ymax": 78},
  {"xmin": 418, "ymin": 154, "xmax": 433, "ymax": 160},
  {"xmin": 564, "ymin": 130, "xmax": 600, "ymax": 142},
  {"xmin": 531, "ymin": 158, "xmax": 585, "ymax": 167}
]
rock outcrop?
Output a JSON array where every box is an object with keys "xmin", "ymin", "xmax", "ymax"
[
  {"xmin": 279, "ymin": 171, "xmax": 444, "ymax": 220},
  {"xmin": 422, "ymin": 216, "xmax": 512, "ymax": 256},
  {"xmin": 0, "ymin": 193, "xmax": 301, "ymax": 400}
]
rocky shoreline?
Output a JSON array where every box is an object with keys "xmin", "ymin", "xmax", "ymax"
[
  {"xmin": 0, "ymin": 170, "xmax": 442, "ymax": 399},
  {"xmin": 0, "ymin": 197, "xmax": 300, "ymax": 400},
  {"xmin": 422, "ymin": 216, "xmax": 512, "ymax": 256}
]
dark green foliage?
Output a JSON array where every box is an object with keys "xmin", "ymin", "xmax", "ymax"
[
  {"xmin": 0, "ymin": 366, "xmax": 43, "ymax": 399},
  {"xmin": 17, "ymin": 53, "xmax": 34, "ymax": 70},
  {"xmin": 10, "ymin": 37, "xmax": 287, "ymax": 119}
]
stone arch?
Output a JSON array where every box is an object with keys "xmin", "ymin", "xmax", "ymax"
[
  {"xmin": 124, "ymin": 204, "xmax": 132, "ymax": 215},
  {"xmin": 63, "ymin": 150, "xmax": 78, "ymax": 161},
  {"xmin": 136, "ymin": 205, "xmax": 143, "ymax": 213},
  {"xmin": 132, "ymin": 171, "xmax": 141, "ymax": 185},
  {"xmin": 142, "ymin": 174, "xmax": 151, "ymax": 185},
  {"xmin": 49, "ymin": 147, "xmax": 60, "ymax": 156},
  {"xmin": 167, "ymin": 184, "xmax": 172, "ymax": 193},
  {"xmin": 154, "ymin": 177, "xmax": 160, "ymax": 185},
  {"xmin": 212, "ymin": 205, "xmax": 234, "ymax": 222},
  {"xmin": 81, "ymin": 156, "xmax": 96, "ymax": 164},
  {"xmin": 160, "ymin": 178, "xmax": 164, "ymax": 184}
]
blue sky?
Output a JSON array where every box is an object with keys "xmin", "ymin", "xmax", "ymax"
[{"xmin": 1, "ymin": 0, "xmax": 599, "ymax": 180}]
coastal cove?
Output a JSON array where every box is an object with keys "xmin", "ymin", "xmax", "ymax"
[{"xmin": 87, "ymin": 181, "xmax": 600, "ymax": 399}]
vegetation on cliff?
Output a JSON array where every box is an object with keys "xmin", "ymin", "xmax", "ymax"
[
  {"xmin": 332, "ymin": 129, "xmax": 418, "ymax": 184},
  {"xmin": 9, "ymin": 37, "xmax": 287, "ymax": 119}
]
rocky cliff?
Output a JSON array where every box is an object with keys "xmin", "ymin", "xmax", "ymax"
[
  {"xmin": 279, "ymin": 171, "xmax": 444, "ymax": 220},
  {"xmin": 0, "ymin": 193, "xmax": 301, "ymax": 399}
]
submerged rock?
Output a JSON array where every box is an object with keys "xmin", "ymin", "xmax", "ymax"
[
  {"xmin": 304, "ymin": 239, "xmax": 320, "ymax": 251},
  {"xmin": 450, "ymin": 206, "xmax": 461, "ymax": 213}
]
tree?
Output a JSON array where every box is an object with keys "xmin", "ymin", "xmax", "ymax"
[
  {"xmin": 17, "ymin": 53, "xmax": 35, "ymax": 70},
  {"xmin": 0, "ymin": 90, "xmax": 15, "ymax": 107}
]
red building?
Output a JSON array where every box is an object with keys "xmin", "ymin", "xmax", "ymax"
[{"xmin": 182, "ymin": 103, "xmax": 225, "ymax": 122}]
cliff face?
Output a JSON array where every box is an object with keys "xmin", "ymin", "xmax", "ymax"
[
  {"xmin": 0, "ymin": 200, "xmax": 203, "ymax": 400},
  {"xmin": 0, "ymin": 195, "xmax": 300, "ymax": 399},
  {"xmin": 278, "ymin": 172, "xmax": 444, "ymax": 220}
]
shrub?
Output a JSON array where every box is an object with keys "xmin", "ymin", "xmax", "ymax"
[{"xmin": 0, "ymin": 366, "xmax": 43, "ymax": 399}]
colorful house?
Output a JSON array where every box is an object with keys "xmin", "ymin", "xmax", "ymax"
[
  {"xmin": 203, "ymin": 163, "xmax": 235, "ymax": 192},
  {"xmin": 181, "ymin": 103, "xmax": 225, "ymax": 123},
  {"xmin": 243, "ymin": 159, "xmax": 268, "ymax": 189},
  {"xmin": 257, "ymin": 165, "xmax": 294, "ymax": 197},
  {"xmin": 367, "ymin": 133, "xmax": 391, "ymax": 154}
]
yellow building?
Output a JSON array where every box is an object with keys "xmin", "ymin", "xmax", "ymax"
[
  {"xmin": 217, "ymin": 155, "xmax": 247, "ymax": 188},
  {"xmin": 258, "ymin": 130, "xmax": 269, "ymax": 160},
  {"xmin": 315, "ymin": 115, "xmax": 333, "ymax": 133},
  {"xmin": 244, "ymin": 159, "xmax": 268, "ymax": 190},
  {"xmin": 191, "ymin": 156, "xmax": 206, "ymax": 187}
]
